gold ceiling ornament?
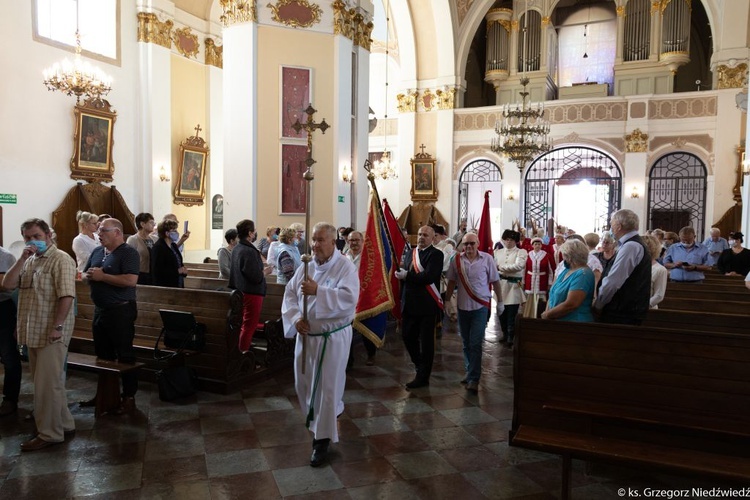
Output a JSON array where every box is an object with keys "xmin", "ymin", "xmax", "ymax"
[
  {"xmin": 43, "ymin": 2, "xmax": 112, "ymax": 103},
  {"xmin": 137, "ymin": 12, "xmax": 173, "ymax": 48},
  {"xmin": 267, "ymin": 0, "xmax": 322, "ymax": 29},
  {"xmin": 220, "ymin": 0, "xmax": 256, "ymax": 26},
  {"xmin": 354, "ymin": 12, "xmax": 374, "ymax": 50},
  {"xmin": 625, "ymin": 128, "xmax": 649, "ymax": 153},
  {"xmin": 717, "ymin": 63, "xmax": 749, "ymax": 90},
  {"xmin": 490, "ymin": 77, "xmax": 552, "ymax": 171},
  {"xmin": 172, "ymin": 27, "xmax": 200, "ymax": 59},
  {"xmin": 205, "ymin": 38, "xmax": 223, "ymax": 68}
]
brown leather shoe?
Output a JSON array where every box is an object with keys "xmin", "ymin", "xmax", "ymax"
[
  {"xmin": 21, "ymin": 436, "xmax": 61, "ymax": 452},
  {"xmin": 114, "ymin": 397, "xmax": 136, "ymax": 415}
]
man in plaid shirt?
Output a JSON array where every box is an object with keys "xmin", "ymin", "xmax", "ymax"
[{"xmin": 2, "ymin": 218, "xmax": 76, "ymax": 451}]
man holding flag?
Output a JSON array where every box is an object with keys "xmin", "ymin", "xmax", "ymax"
[
  {"xmin": 395, "ymin": 225, "xmax": 443, "ymax": 389},
  {"xmin": 445, "ymin": 232, "xmax": 503, "ymax": 393}
]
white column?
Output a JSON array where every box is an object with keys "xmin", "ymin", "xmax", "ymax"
[
  {"xmin": 396, "ymin": 112, "xmax": 417, "ymax": 211},
  {"xmin": 333, "ymin": 36, "xmax": 353, "ymax": 228},
  {"xmin": 223, "ymin": 22, "xmax": 258, "ymax": 229},
  {"xmin": 137, "ymin": 38, "xmax": 172, "ymax": 219},
  {"xmin": 207, "ymin": 64, "xmax": 224, "ymax": 249},
  {"xmin": 355, "ymin": 43, "xmax": 371, "ymax": 228},
  {"xmin": 435, "ymin": 108, "xmax": 455, "ymax": 227}
]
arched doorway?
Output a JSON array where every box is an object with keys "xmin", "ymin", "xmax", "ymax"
[
  {"xmin": 458, "ymin": 159, "xmax": 502, "ymax": 233},
  {"xmin": 647, "ymin": 152, "xmax": 707, "ymax": 240},
  {"xmin": 524, "ymin": 147, "xmax": 622, "ymax": 234}
]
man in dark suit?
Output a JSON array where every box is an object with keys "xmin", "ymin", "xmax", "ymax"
[{"xmin": 395, "ymin": 225, "xmax": 444, "ymax": 389}]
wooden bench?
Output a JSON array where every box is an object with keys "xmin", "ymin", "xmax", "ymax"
[
  {"xmin": 250, "ymin": 282, "xmax": 294, "ymax": 368},
  {"xmin": 71, "ymin": 280, "xmax": 290, "ymax": 393},
  {"xmin": 184, "ymin": 276, "xmax": 229, "ymax": 290},
  {"xmin": 662, "ymin": 287, "xmax": 750, "ymax": 303},
  {"xmin": 511, "ymin": 317, "xmax": 750, "ymax": 499},
  {"xmin": 658, "ymin": 296, "xmax": 748, "ymax": 313},
  {"xmin": 66, "ymin": 352, "xmax": 144, "ymax": 417},
  {"xmin": 644, "ymin": 308, "xmax": 745, "ymax": 335},
  {"xmin": 185, "ymin": 268, "xmax": 220, "ymax": 279}
]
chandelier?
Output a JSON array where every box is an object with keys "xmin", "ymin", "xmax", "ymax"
[
  {"xmin": 372, "ymin": 0, "xmax": 397, "ymax": 181},
  {"xmin": 372, "ymin": 151, "xmax": 398, "ymax": 180},
  {"xmin": 491, "ymin": 76, "xmax": 550, "ymax": 170},
  {"xmin": 42, "ymin": 3, "xmax": 112, "ymax": 103},
  {"xmin": 220, "ymin": 0, "xmax": 255, "ymax": 26}
]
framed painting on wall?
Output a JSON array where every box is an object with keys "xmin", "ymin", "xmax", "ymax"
[
  {"xmin": 281, "ymin": 144, "xmax": 308, "ymax": 214},
  {"xmin": 281, "ymin": 66, "xmax": 312, "ymax": 139},
  {"xmin": 174, "ymin": 125, "xmax": 209, "ymax": 206},
  {"xmin": 410, "ymin": 151, "xmax": 437, "ymax": 201},
  {"xmin": 70, "ymin": 98, "xmax": 117, "ymax": 182}
]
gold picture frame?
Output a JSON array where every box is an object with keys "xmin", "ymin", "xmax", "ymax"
[
  {"xmin": 174, "ymin": 125, "xmax": 209, "ymax": 206},
  {"xmin": 410, "ymin": 150, "xmax": 437, "ymax": 201},
  {"xmin": 70, "ymin": 98, "xmax": 116, "ymax": 182}
]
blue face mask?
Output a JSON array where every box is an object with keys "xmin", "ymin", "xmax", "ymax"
[
  {"xmin": 28, "ymin": 240, "xmax": 48, "ymax": 254},
  {"xmin": 272, "ymin": 234, "xmax": 279, "ymax": 241},
  {"xmin": 293, "ymin": 240, "xmax": 299, "ymax": 247}
]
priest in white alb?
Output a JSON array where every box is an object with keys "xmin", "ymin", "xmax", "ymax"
[{"xmin": 281, "ymin": 222, "xmax": 359, "ymax": 468}]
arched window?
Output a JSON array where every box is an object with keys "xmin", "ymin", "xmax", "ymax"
[
  {"xmin": 647, "ymin": 152, "xmax": 707, "ymax": 239},
  {"xmin": 524, "ymin": 147, "xmax": 621, "ymax": 234},
  {"xmin": 458, "ymin": 160, "xmax": 502, "ymax": 226}
]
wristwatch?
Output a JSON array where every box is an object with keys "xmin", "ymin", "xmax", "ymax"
[{"xmin": 54, "ymin": 324, "xmax": 63, "ymax": 332}]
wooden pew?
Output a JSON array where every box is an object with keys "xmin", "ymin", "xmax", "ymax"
[
  {"xmin": 185, "ymin": 268, "xmax": 220, "ymax": 279},
  {"xmin": 66, "ymin": 352, "xmax": 144, "ymax": 417},
  {"xmin": 666, "ymin": 282, "xmax": 747, "ymax": 293},
  {"xmin": 71, "ymin": 280, "xmax": 291, "ymax": 393},
  {"xmin": 511, "ymin": 317, "xmax": 750, "ymax": 499},
  {"xmin": 658, "ymin": 296, "xmax": 747, "ymax": 314},
  {"xmin": 184, "ymin": 276, "xmax": 229, "ymax": 290},
  {"xmin": 185, "ymin": 262, "xmax": 220, "ymax": 271},
  {"xmin": 250, "ymin": 282, "xmax": 294, "ymax": 368},
  {"xmin": 662, "ymin": 288, "xmax": 750, "ymax": 303},
  {"xmin": 644, "ymin": 309, "xmax": 745, "ymax": 335}
]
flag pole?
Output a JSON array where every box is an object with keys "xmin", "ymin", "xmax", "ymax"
[{"xmin": 363, "ymin": 159, "xmax": 397, "ymax": 261}]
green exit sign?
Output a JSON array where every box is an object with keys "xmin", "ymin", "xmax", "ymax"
[
  {"xmin": 0, "ymin": 193, "xmax": 17, "ymax": 204},
  {"xmin": 338, "ymin": 195, "xmax": 345, "ymax": 203}
]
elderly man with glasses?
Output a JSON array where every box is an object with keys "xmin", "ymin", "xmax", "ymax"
[{"xmin": 82, "ymin": 218, "xmax": 141, "ymax": 414}]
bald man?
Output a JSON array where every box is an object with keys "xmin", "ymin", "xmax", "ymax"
[{"xmin": 395, "ymin": 225, "xmax": 444, "ymax": 389}]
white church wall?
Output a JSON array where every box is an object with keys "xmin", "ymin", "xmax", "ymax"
[{"xmin": 1, "ymin": 1, "xmax": 140, "ymax": 246}]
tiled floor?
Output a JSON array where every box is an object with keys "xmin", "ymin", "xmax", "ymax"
[{"xmin": 0, "ymin": 318, "xmax": 733, "ymax": 498}]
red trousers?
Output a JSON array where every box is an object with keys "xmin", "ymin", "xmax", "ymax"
[{"xmin": 239, "ymin": 293, "xmax": 264, "ymax": 352}]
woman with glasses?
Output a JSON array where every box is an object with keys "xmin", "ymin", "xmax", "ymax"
[{"xmin": 594, "ymin": 231, "xmax": 618, "ymax": 276}]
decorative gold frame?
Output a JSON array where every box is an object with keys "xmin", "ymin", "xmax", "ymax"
[
  {"xmin": 410, "ymin": 150, "xmax": 438, "ymax": 201},
  {"xmin": 267, "ymin": 0, "xmax": 322, "ymax": 29},
  {"xmin": 172, "ymin": 27, "xmax": 199, "ymax": 58},
  {"xmin": 71, "ymin": 98, "xmax": 117, "ymax": 183},
  {"xmin": 174, "ymin": 125, "xmax": 209, "ymax": 206}
]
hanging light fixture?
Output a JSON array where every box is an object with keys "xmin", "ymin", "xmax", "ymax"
[
  {"xmin": 490, "ymin": 5, "xmax": 550, "ymax": 171},
  {"xmin": 583, "ymin": 24, "xmax": 589, "ymax": 58},
  {"xmin": 372, "ymin": 0, "xmax": 398, "ymax": 181},
  {"xmin": 42, "ymin": 0, "xmax": 112, "ymax": 103}
]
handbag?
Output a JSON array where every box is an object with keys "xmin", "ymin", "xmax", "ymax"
[{"xmin": 156, "ymin": 365, "xmax": 197, "ymax": 401}]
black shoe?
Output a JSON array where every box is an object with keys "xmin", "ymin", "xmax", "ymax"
[
  {"xmin": 405, "ymin": 378, "xmax": 429, "ymax": 389},
  {"xmin": 310, "ymin": 438, "xmax": 330, "ymax": 467}
]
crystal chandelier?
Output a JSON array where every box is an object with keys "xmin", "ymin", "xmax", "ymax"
[
  {"xmin": 220, "ymin": 0, "xmax": 255, "ymax": 26},
  {"xmin": 491, "ymin": 76, "xmax": 550, "ymax": 171},
  {"xmin": 372, "ymin": 151, "xmax": 398, "ymax": 180},
  {"xmin": 372, "ymin": 0, "xmax": 397, "ymax": 181},
  {"xmin": 42, "ymin": 3, "xmax": 112, "ymax": 103}
]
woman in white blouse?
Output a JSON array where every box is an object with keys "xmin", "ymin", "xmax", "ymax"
[
  {"xmin": 642, "ymin": 235, "xmax": 668, "ymax": 309},
  {"xmin": 71, "ymin": 211, "xmax": 100, "ymax": 273}
]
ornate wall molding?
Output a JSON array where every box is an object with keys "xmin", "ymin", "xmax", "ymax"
[
  {"xmin": 137, "ymin": 12, "xmax": 173, "ymax": 49},
  {"xmin": 332, "ymin": 0, "xmax": 355, "ymax": 40},
  {"xmin": 205, "ymin": 38, "xmax": 223, "ymax": 68},
  {"xmin": 397, "ymin": 90, "xmax": 418, "ymax": 113},
  {"xmin": 267, "ymin": 0, "xmax": 322, "ymax": 28},
  {"xmin": 354, "ymin": 12, "xmax": 373, "ymax": 50},
  {"xmin": 717, "ymin": 63, "xmax": 748, "ymax": 90},
  {"xmin": 436, "ymin": 87, "xmax": 457, "ymax": 110},
  {"xmin": 625, "ymin": 128, "xmax": 648, "ymax": 153},
  {"xmin": 647, "ymin": 96, "xmax": 717, "ymax": 119},
  {"xmin": 649, "ymin": 134, "xmax": 714, "ymax": 154},
  {"xmin": 220, "ymin": 0, "xmax": 256, "ymax": 26},
  {"xmin": 420, "ymin": 89, "xmax": 436, "ymax": 112},
  {"xmin": 456, "ymin": 0, "xmax": 475, "ymax": 27},
  {"xmin": 172, "ymin": 27, "xmax": 199, "ymax": 59}
]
